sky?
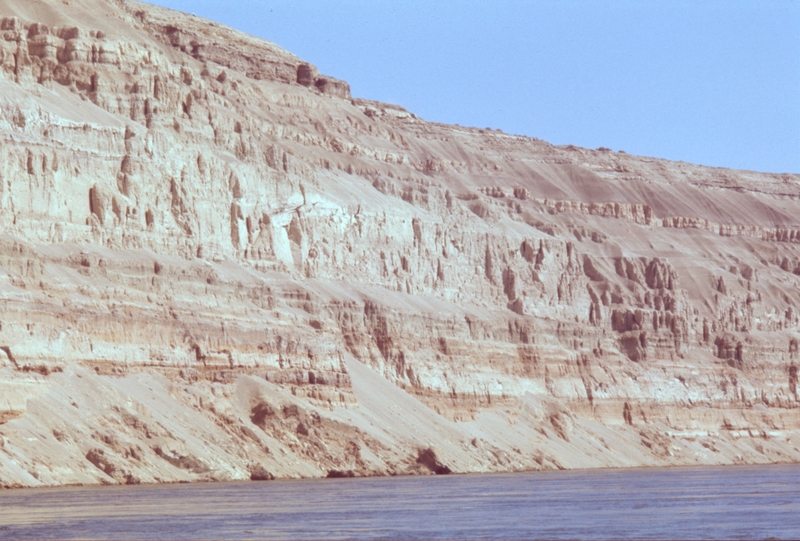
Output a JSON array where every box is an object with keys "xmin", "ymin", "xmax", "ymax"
[{"xmin": 146, "ymin": 0, "xmax": 800, "ymax": 174}]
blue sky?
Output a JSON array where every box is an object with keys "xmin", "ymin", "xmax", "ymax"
[{"xmin": 147, "ymin": 1, "xmax": 800, "ymax": 174}]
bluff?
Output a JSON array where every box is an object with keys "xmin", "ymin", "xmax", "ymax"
[{"xmin": 0, "ymin": 0, "xmax": 799, "ymax": 487}]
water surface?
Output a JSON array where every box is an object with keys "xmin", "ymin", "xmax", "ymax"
[{"xmin": 0, "ymin": 464, "xmax": 798, "ymax": 540}]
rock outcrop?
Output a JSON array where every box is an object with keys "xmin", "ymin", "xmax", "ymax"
[{"xmin": 0, "ymin": 0, "xmax": 799, "ymax": 488}]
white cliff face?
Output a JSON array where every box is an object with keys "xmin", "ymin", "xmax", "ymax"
[{"xmin": 0, "ymin": 0, "xmax": 799, "ymax": 488}]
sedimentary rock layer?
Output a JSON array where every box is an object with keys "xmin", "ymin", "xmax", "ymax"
[{"xmin": 0, "ymin": 0, "xmax": 799, "ymax": 487}]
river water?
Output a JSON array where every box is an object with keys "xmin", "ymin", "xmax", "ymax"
[{"xmin": 0, "ymin": 464, "xmax": 798, "ymax": 540}]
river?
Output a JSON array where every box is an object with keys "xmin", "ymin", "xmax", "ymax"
[{"xmin": 0, "ymin": 464, "xmax": 798, "ymax": 540}]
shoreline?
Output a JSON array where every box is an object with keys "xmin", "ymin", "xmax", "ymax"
[{"xmin": 4, "ymin": 458, "xmax": 799, "ymax": 492}]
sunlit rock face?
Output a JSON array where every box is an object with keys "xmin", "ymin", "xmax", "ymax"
[{"xmin": 0, "ymin": 0, "xmax": 799, "ymax": 488}]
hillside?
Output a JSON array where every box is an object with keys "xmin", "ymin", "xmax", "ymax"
[{"xmin": 0, "ymin": 0, "xmax": 799, "ymax": 487}]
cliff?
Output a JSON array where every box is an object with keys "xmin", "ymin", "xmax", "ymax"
[{"xmin": 0, "ymin": 0, "xmax": 799, "ymax": 487}]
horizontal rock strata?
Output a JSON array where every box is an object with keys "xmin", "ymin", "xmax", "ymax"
[{"xmin": 0, "ymin": 0, "xmax": 799, "ymax": 488}]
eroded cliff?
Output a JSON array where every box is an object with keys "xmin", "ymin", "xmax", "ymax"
[{"xmin": 1, "ymin": 0, "xmax": 799, "ymax": 488}]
